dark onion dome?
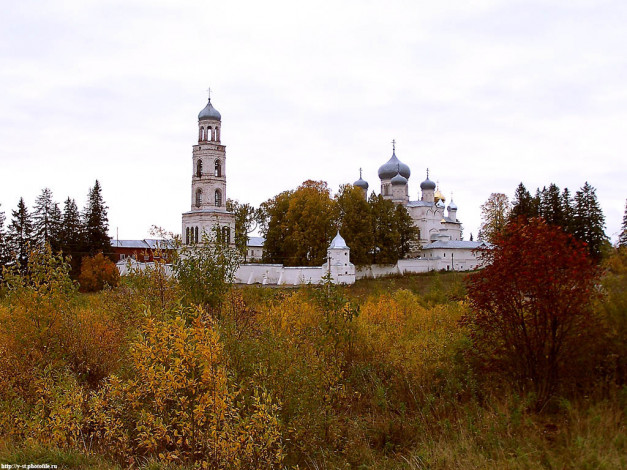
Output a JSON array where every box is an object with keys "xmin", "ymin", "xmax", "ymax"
[
  {"xmin": 378, "ymin": 150, "xmax": 411, "ymax": 180},
  {"xmin": 420, "ymin": 175, "xmax": 436, "ymax": 191},
  {"xmin": 354, "ymin": 177, "xmax": 369, "ymax": 190},
  {"xmin": 391, "ymin": 172, "xmax": 408, "ymax": 186},
  {"xmin": 198, "ymin": 98, "xmax": 221, "ymax": 121}
]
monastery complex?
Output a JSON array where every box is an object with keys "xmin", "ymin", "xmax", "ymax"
[{"xmin": 178, "ymin": 95, "xmax": 484, "ymax": 285}]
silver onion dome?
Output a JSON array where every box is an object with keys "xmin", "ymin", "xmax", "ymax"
[
  {"xmin": 198, "ymin": 99, "xmax": 221, "ymax": 121},
  {"xmin": 391, "ymin": 172, "xmax": 408, "ymax": 186},
  {"xmin": 378, "ymin": 150, "xmax": 411, "ymax": 180}
]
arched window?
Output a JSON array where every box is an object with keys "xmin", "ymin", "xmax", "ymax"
[
  {"xmin": 196, "ymin": 159, "xmax": 203, "ymax": 177},
  {"xmin": 215, "ymin": 189, "xmax": 222, "ymax": 207},
  {"xmin": 207, "ymin": 126, "xmax": 212, "ymax": 141},
  {"xmin": 195, "ymin": 226, "xmax": 199, "ymax": 244},
  {"xmin": 214, "ymin": 159, "xmax": 221, "ymax": 177},
  {"xmin": 195, "ymin": 188, "xmax": 202, "ymax": 207}
]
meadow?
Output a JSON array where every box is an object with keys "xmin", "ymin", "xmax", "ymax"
[{"xmin": 0, "ymin": 247, "xmax": 625, "ymax": 469}]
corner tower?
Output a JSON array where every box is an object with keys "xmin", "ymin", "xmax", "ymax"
[{"xmin": 182, "ymin": 94, "xmax": 235, "ymax": 245}]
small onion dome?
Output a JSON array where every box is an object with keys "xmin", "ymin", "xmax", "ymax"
[
  {"xmin": 447, "ymin": 200, "xmax": 457, "ymax": 211},
  {"xmin": 329, "ymin": 231, "xmax": 348, "ymax": 249},
  {"xmin": 391, "ymin": 172, "xmax": 408, "ymax": 186},
  {"xmin": 420, "ymin": 176, "xmax": 436, "ymax": 191},
  {"xmin": 434, "ymin": 189, "xmax": 445, "ymax": 203},
  {"xmin": 378, "ymin": 150, "xmax": 411, "ymax": 180},
  {"xmin": 198, "ymin": 99, "xmax": 221, "ymax": 121},
  {"xmin": 436, "ymin": 199, "xmax": 445, "ymax": 208},
  {"xmin": 354, "ymin": 177, "xmax": 369, "ymax": 190}
]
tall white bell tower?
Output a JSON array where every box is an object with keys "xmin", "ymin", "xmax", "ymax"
[{"xmin": 181, "ymin": 92, "xmax": 235, "ymax": 245}]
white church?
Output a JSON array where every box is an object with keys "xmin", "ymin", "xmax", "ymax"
[{"xmin": 180, "ymin": 95, "xmax": 484, "ymax": 285}]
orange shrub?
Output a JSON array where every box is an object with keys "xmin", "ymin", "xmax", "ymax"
[{"xmin": 78, "ymin": 253, "xmax": 119, "ymax": 292}]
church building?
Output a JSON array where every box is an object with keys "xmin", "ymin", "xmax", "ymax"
[
  {"xmin": 181, "ymin": 96, "xmax": 235, "ymax": 246},
  {"xmin": 354, "ymin": 142, "xmax": 482, "ymax": 268}
]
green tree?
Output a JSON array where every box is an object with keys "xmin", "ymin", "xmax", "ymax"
[
  {"xmin": 394, "ymin": 203, "xmax": 419, "ymax": 259},
  {"xmin": 369, "ymin": 194, "xmax": 399, "ymax": 264},
  {"xmin": 619, "ymin": 200, "xmax": 627, "ymax": 248},
  {"xmin": 561, "ymin": 187, "xmax": 575, "ymax": 235},
  {"xmin": 573, "ymin": 182, "xmax": 608, "ymax": 260},
  {"xmin": 82, "ymin": 180, "xmax": 111, "ymax": 255},
  {"xmin": 226, "ymin": 199, "xmax": 258, "ymax": 261},
  {"xmin": 335, "ymin": 184, "xmax": 373, "ymax": 265},
  {"xmin": 538, "ymin": 184, "xmax": 566, "ymax": 228},
  {"xmin": 510, "ymin": 182, "xmax": 537, "ymax": 221},
  {"xmin": 7, "ymin": 198, "xmax": 34, "ymax": 270},
  {"xmin": 259, "ymin": 190, "xmax": 293, "ymax": 264},
  {"xmin": 283, "ymin": 181, "xmax": 337, "ymax": 266},
  {"xmin": 172, "ymin": 229, "xmax": 242, "ymax": 310},
  {"xmin": 0, "ymin": 204, "xmax": 10, "ymax": 271},
  {"xmin": 478, "ymin": 193, "xmax": 510, "ymax": 243},
  {"xmin": 33, "ymin": 188, "xmax": 58, "ymax": 250}
]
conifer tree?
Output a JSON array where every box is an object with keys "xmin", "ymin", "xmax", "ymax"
[
  {"xmin": 538, "ymin": 184, "xmax": 566, "ymax": 228},
  {"xmin": 60, "ymin": 197, "xmax": 83, "ymax": 255},
  {"xmin": 510, "ymin": 183, "xmax": 536, "ymax": 221},
  {"xmin": 7, "ymin": 198, "xmax": 34, "ymax": 270},
  {"xmin": 618, "ymin": 199, "xmax": 627, "ymax": 248},
  {"xmin": 0, "ymin": 204, "xmax": 10, "ymax": 270},
  {"xmin": 33, "ymin": 188, "xmax": 58, "ymax": 249},
  {"xmin": 49, "ymin": 203, "xmax": 63, "ymax": 252},
  {"xmin": 573, "ymin": 182, "xmax": 608, "ymax": 260},
  {"xmin": 82, "ymin": 180, "xmax": 111, "ymax": 255},
  {"xmin": 561, "ymin": 188, "xmax": 575, "ymax": 235}
]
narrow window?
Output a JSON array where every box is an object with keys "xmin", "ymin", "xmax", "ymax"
[
  {"xmin": 215, "ymin": 159, "xmax": 222, "ymax": 177},
  {"xmin": 222, "ymin": 226, "xmax": 230, "ymax": 244},
  {"xmin": 207, "ymin": 126, "xmax": 212, "ymax": 141},
  {"xmin": 196, "ymin": 159, "xmax": 203, "ymax": 177},
  {"xmin": 186, "ymin": 227, "xmax": 190, "ymax": 245},
  {"xmin": 215, "ymin": 189, "xmax": 222, "ymax": 207},
  {"xmin": 195, "ymin": 188, "xmax": 202, "ymax": 207},
  {"xmin": 195, "ymin": 226, "xmax": 199, "ymax": 244}
]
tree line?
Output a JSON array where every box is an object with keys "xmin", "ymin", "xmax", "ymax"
[
  {"xmin": 229, "ymin": 180, "xmax": 418, "ymax": 266},
  {"xmin": 478, "ymin": 181, "xmax": 621, "ymax": 260},
  {"xmin": 0, "ymin": 180, "xmax": 111, "ymax": 276}
]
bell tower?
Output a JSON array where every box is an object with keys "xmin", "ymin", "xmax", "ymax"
[{"xmin": 182, "ymin": 92, "xmax": 235, "ymax": 245}]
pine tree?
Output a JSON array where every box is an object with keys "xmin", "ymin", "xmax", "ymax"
[
  {"xmin": 510, "ymin": 183, "xmax": 537, "ymax": 221},
  {"xmin": 573, "ymin": 182, "xmax": 608, "ymax": 260},
  {"xmin": 0, "ymin": 204, "xmax": 10, "ymax": 270},
  {"xmin": 538, "ymin": 184, "xmax": 566, "ymax": 228},
  {"xmin": 470, "ymin": 232, "xmax": 474, "ymax": 242},
  {"xmin": 33, "ymin": 188, "xmax": 58, "ymax": 249},
  {"xmin": 60, "ymin": 197, "xmax": 83, "ymax": 255},
  {"xmin": 561, "ymin": 188, "xmax": 575, "ymax": 235},
  {"xmin": 83, "ymin": 180, "xmax": 111, "ymax": 255},
  {"xmin": 49, "ymin": 203, "xmax": 63, "ymax": 252},
  {"xmin": 619, "ymin": 199, "xmax": 627, "ymax": 248},
  {"xmin": 7, "ymin": 198, "xmax": 34, "ymax": 270}
]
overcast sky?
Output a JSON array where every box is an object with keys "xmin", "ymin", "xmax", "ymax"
[{"xmin": 1, "ymin": 0, "xmax": 625, "ymax": 243}]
